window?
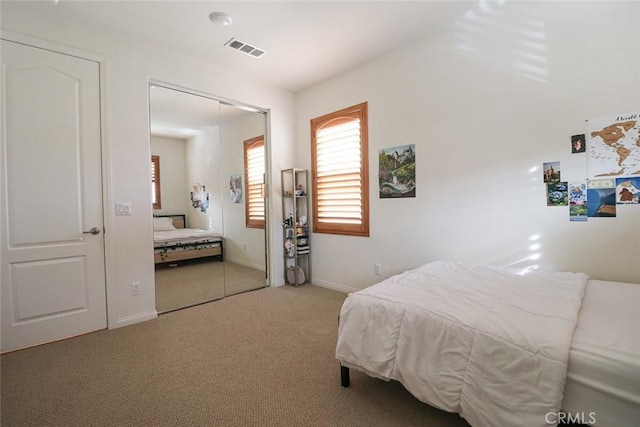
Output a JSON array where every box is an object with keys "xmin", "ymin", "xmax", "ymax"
[
  {"xmin": 311, "ymin": 102, "xmax": 369, "ymax": 236},
  {"xmin": 244, "ymin": 135, "xmax": 265, "ymax": 228},
  {"xmin": 151, "ymin": 155, "xmax": 161, "ymax": 209}
]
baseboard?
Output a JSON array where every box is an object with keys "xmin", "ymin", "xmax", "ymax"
[
  {"xmin": 311, "ymin": 279, "xmax": 358, "ymax": 294},
  {"xmin": 225, "ymin": 257, "xmax": 266, "ymax": 272},
  {"xmin": 112, "ymin": 310, "xmax": 158, "ymax": 329}
]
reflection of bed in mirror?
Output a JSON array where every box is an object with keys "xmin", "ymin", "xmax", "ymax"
[{"xmin": 153, "ymin": 215, "xmax": 223, "ymax": 265}]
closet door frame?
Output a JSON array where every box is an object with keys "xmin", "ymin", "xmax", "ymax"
[{"xmin": 148, "ymin": 79, "xmax": 273, "ymax": 287}]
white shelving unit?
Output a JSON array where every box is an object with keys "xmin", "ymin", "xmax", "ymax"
[{"xmin": 281, "ymin": 168, "xmax": 310, "ymax": 285}]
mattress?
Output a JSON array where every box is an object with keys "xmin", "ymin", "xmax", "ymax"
[
  {"xmin": 563, "ymin": 279, "xmax": 640, "ymax": 427},
  {"xmin": 153, "ymin": 228, "xmax": 222, "ymax": 248}
]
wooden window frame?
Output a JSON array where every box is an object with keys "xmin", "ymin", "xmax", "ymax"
[
  {"xmin": 151, "ymin": 155, "xmax": 161, "ymax": 210},
  {"xmin": 310, "ymin": 102, "xmax": 369, "ymax": 237},
  {"xmin": 244, "ymin": 135, "xmax": 265, "ymax": 229}
]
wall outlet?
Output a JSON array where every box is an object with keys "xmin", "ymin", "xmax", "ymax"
[
  {"xmin": 242, "ymin": 242, "xmax": 246, "ymax": 251},
  {"xmin": 374, "ymin": 263, "xmax": 382, "ymax": 275},
  {"xmin": 131, "ymin": 281, "xmax": 140, "ymax": 296}
]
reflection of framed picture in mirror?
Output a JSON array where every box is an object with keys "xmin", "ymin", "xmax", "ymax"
[{"xmin": 285, "ymin": 227, "xmax": 295, "ymax": 239}]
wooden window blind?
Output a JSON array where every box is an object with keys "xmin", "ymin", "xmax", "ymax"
[
  {"xmin": 311, "ymin": 102, "xmax": 369, "ymax": 236},
  {"xmin": 244, "ymin": 136, "xmax": 265, "ymax": 228},
  {"xmin": 151, "ymin": 155, "xmax": 161, "ymax": 210}
]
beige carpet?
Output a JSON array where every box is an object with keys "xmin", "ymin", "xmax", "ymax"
[
  {"xmin": 155, "ymin": 260, "xmax": 266, "ymax": 313},
  {"xmin": 1, "ymin": 285, "xmax": 470, "ymax": 427}
]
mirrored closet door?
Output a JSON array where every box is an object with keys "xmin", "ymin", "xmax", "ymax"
[{"xmin": 149, "ymin": 83, "xmax": 268, "ymax": 313}]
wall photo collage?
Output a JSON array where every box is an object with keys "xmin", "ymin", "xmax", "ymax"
[{"xmin": 544, "ymin": 112, "xmax": 640, "ymax": 221}]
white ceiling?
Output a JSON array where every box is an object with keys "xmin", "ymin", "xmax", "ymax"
[
  {"xmin": 1, "ymin": 0, "xmax": 474, "ymax": 93},
  {"xmin": 2, "ymin": 0, "xmax": 475, "ymax": 137}
]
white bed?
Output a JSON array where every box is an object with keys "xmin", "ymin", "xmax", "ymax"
[
  {"xmin": 335, "ymin": 261, "xmax": 640, "ymax": 427},
  {"xmin": 153, "ymin": 215, "xmax": 223, "ymax": 264}
]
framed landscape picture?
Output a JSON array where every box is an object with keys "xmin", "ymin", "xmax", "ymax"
[{"xmin": 379, "ymin": 144, "xmax": 415, "ymax": 198}]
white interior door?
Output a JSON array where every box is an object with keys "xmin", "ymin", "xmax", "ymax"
[{"xmin": 1, "ymin": 40, "xmax": 107, "ymax": 352}]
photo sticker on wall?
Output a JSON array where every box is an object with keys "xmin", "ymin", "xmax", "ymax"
[
  {"xmin": 616, "ymin": 177, "xmax": 640, "ymax": 204},
  {"xmin": 571, "ymin": 134, "xmax": 586, "ymax": 153},
  {"xmin": 587, "ymin": 179, "xmax": 616, "ymax": 217},
  {"xmin": 543, "ymin": 161, "xmax": 561, "ymax": 183},
  {"xmin": 569, "ymin": 181, "xmax": 587, "ymax": 222},
  {"xmin": 546, "ymin": 181, "xmax": 568, "ymax": 207}
]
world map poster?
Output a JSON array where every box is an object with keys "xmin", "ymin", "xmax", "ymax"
[{"xmin": 586, "ymin": 112, "xmax": 640, "ymax": 179}]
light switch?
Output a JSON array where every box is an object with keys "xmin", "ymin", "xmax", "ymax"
[{"xmin": 116, "ymin": 202, "xmax": 132, "ymax": 215}]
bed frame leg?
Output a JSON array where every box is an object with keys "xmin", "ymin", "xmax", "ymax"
[
  {"xmin": 340, "ymin": 365, "xmax": 350, "ymax": 387},
  {"xmin": 337, "ymin": 314, "xmax": 350, "ymax": 387}
]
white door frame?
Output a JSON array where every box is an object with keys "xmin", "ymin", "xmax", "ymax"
[{"xmin": 1, "ymin": 30, "xmax": 116, "ymax": 330}]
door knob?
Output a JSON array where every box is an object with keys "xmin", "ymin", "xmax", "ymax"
[{"xmin": 83, "ymin": 227, "xmax": 101, "ymax": 235}]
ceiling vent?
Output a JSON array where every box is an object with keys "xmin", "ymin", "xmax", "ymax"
[{"xmin": 224, "ymin": 38, "xmax": 266, "ymax": 59}]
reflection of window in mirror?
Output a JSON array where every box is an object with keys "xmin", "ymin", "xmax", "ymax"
[
  {"xmin": 244, "ymin": 136, "xmax": 265, "ymax": 228},
  {"xmin": 151, "ymin": 155, "xmax": 162, "ymax": 209}
]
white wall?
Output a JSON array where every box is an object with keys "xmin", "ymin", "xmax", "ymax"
[
  {"xmin": 1, "ymin": 2, "xmax": 295, "ymax": 328},
  {"xmin": 150, "ymin": 135, "xmax": 187, "ymax": 216},
  {"xmin": 296, "ymin": 1, "xmax": 640, "ymax": 291}
]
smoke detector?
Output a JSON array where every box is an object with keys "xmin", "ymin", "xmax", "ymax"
[
  {"xmin": 224, "ymin": 38, "xmax": 266, "ymax": 59},
  {"xmin": 209, "ymin": 12, "xmax": 233, "ymax": 26}
]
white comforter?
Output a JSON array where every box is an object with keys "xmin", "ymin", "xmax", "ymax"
[{"xmin": 335, "ymin": 261, "xmax": 588, "ymax": 427}]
